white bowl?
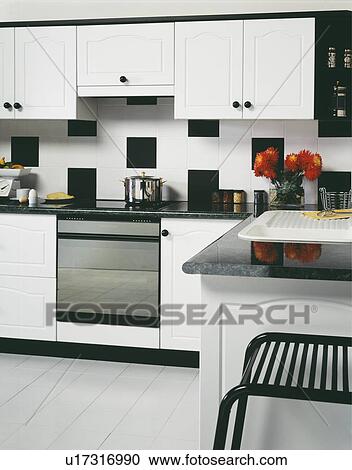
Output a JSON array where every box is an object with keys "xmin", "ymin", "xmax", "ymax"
[{"xmin": 0, "ymin": 168, "xmax": 32, "ymax": 177}]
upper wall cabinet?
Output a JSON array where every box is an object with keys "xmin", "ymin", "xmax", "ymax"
[
  {"xmin": 15, "ymin": 27, "xmax": 77, "ymax": 119},
  {"xmin": 243, "ymin": 18, "xmax": 315, "ymax": 119},
  {"xmin": 0, "ymin": 26, "xmax": 90, "ymax": 120},
  {"xmin": 0, "ymin": 28, "xmax": 15, "ymax": 119},
  {"xmin": 77, "ymin": 23, "xmax": 174, "ymax": 97},
  {"xmin": 175, "ymin": 18, "xmax": 315, "ymax": 119},
  {"xmin": 175, "ymin": 21, "xmax": 243, "ymax": 119}
]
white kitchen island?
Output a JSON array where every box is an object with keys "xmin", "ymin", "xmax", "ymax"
[{"xmin": 183, "ymin": 217, "xmax": 352, "ymax": 450}]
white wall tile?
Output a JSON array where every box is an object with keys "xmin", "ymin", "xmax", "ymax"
[
  {"xmin": 284, "ymin": 138, "xmax": 318, "ymax": 155},
  {"xmin": 157, "ymin": 138, "xmax": 188, "ymax": 169},
  {"xmin": 28, "ymin": 167, "xmax": 67, "ymax": 199},
  {"xmin": 220, "ymin": 120, "xmax": 254, "ymax": 139},
  {"xmin": 218, "ymin": 138, "xmax": 251, "ymax": 194},
  {"xmin": 317, "ymin": 138, "xmax": 352, "ymax": 171},
  {"xmin": 188, "ymin": 138, "xmax": 219, "ymax": 170},
  {"xmin": 252, "ymin": 120, "xmax": 285, "ymax": 137},
  {"xmin": 97, "ymin": 168, "xmax": 126, "ymax": 200},
  {"xmin": 284, "ymin": 120, "xmax": 318, "ymax": 139},
  {"xmin": 156, "ymin": 169, "xmax": 188, "ymax": 201}
]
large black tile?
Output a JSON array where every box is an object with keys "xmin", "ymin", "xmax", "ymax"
[
  {"xmin": 127, "ymin": 137, "xmax": 157, "ymax": 168},
  {"xmin": 188, "ymin": 170, "xmax": 219, "ymax": 206},
  {"xmin": 318, "ymin": 171, "xmax": 351, "ymax": 208},
  {"xmin": 252, "ymin": 138, "xmax": 284, "ymax": 171},
  {"xmin": 68, "ymin": 168, "xmax": 96, "ymax": 200},
  {"xmin": 11, "ymin": 136, "xmax": 39, "ymax": 167},
  {"xmin": 127, "ymin": 97, "xmax": 157, "ymax": 105},
  {"xmin": 188, "ymin": 120, "xmax": 219, "ymax": 137},
  {"xmin": 68, "ymin": 120, "xmax": 97, "ymax": 137}
]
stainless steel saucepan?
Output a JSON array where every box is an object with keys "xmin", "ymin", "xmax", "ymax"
[{"xmin": 123, "ymin": 172, "xmax": 166, "ymax": 205}]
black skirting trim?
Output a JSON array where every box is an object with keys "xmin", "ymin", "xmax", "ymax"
[{"xmin": 0, "ymin": 338, "xmax": 199, "ymax": 368}]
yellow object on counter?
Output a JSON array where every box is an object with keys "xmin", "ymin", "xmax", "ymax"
[
  {"xmin": 303, "ymin": 209, "xmax": 352, "ymax": 220},
  {"xmin": 46, "ymin": 192, "xmax": 74, "ymax": 200}
]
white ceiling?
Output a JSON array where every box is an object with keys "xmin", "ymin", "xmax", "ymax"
[{"xmin": 0, "ymin": 0, "xmax": 350, "ymax": 22}]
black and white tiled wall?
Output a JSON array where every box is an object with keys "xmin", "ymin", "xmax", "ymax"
[{"xmin": 1, "ymin": 97, "xmax": 351, "ymax": 203}]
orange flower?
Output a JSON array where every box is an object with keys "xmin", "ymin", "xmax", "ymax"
[
  {"xmin": 297, "ymin": 149, "xmax": 314, "ymax": 171},
  {"xmin": 253, "ymin": 242, "xmax": 279, "ymax": 264},
  {"xmin": 254, "ymin": 147, "xmax": 279, "ymax": 180},
  {"xmin": 285, "ymin": 153, "xmax": 300, "ymax": 172},
  {"xmin": 305, "ymin": 153, "xmax": 322, "ymax": 180},
  {"xmin": 285, "ymin": 243, "xmax": 322, "ymax": 263}
]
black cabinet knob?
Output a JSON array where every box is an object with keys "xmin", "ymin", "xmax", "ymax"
[
  {"xmin": 3, "ymin": 102, "xmax": 12, "ymax": 109},
  {"xmin": 244, "ymin": 101, "xmax": 252, "ymax": 108},
  {"xmin": 119, "ymin": 76, "xmax": 128, "ymax": 83},
  {"xmin": 232, "ymin": 101, "xmax": 240, "ymax": 108},
  {"xmin": 13, "ymin": 102, "xmax": 22, "ymax": 109},
  {"xmin": 161, "ymin": 229, "xmax": 169, "ymax": 237}
]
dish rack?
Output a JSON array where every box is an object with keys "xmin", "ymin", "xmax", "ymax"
[{"xmin": 319, "ymin": 187, "xmax": 352, "ymax": 211}]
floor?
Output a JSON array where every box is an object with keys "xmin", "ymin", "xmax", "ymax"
[{"xmin": 0, "ymin": 353, "xmax": 199, "ymax": 450}]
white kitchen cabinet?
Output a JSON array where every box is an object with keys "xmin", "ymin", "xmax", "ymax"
[
  {"xmin": 0, "ymin": 275, "xmax": 56, "ymax": 341},
  {"xmin": 0, "ymin": 26, "xmax": 93, "ymax": 119},
  {"xmin": 77, "ymin": 23, "xmax": 174, "ymax": 96},
  {"xmin": 175, "ymin": 18, "xmax": 314, "ymax": 119},
  {"xmin": 0, "ymin": 214, "xmax": 56, "ymax": 277},
  {"xmin": 243, "ymin": 18, "xmax": 315, "ymax": 119},
  {"xmin": 160, "ymin": 218, "xmax": 241, "ymax": 351},
  {"xmin": 175, "ymin": 21, "xmax": 243, "ymax": 119},
  {"xmin": 0, "ymin": 28, "xmax": 14, "ymax": 119},
  {"xmin": 14, "ymin": 27, "xmax": 78, "ymax": 119}
]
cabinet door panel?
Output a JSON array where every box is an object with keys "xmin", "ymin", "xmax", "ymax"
[
  {"xmin": 243, "ymin": 18, "xmax": 315, "ymax": 119},
  {"xmin": 15, "ymin": 26, "xmax": 77, "ymax": 119},
  {"xmin": 160, "ymin": 219, "xmax": 240, "ymax": 351},
  {"xmin": 0, "ymin": 214, "xmax": 56, "ymax": 277},
  {"xmin": 0, "ymin": 28, "xmax": 14, "ymax": 119},
  {"xmin": 175, "ymin": 21, "xmax": 243, "ymax": 119},
  {"xmin": 78, "ymin": 23, "xmax": 174, "ymax": 86},
  {"xmin": 0, "ymin": 276, "xmax": 56, "ymax": 341}
]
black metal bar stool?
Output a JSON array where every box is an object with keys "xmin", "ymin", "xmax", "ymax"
[{"xmin": 214, "ymin": 332, "xmax": 352, "ymax": 449}]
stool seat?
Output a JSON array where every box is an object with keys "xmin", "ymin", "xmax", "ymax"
[{"xmin": 214, "ymin": 332, "xmax": 352, "ymax": 449}]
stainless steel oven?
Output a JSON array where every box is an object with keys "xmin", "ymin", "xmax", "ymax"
[{"xmin": 56, "ymin": 216, "xmax": 160, "ymax": 348}]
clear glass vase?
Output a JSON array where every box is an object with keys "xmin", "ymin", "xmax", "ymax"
[{"xmin": 269, "ymin": 188, "xmax": 305, "ymax": 208}]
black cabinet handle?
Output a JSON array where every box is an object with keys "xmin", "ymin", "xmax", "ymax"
[
  {"xmin": 119, "ymin": 76, "xmax": 128, "ymax": 83},
  {"xmin": 244, "ymin": 101, "xmax": 252, "ymax": 108},
  {"xmin": 3, "ymin": 102, "xmax": 12, "ymax": 109},
  {"xmin": 232, "ymin": 101, "xmax": 240, "ymax": 108},
  {"xmin": 13, "ymin": 102, "xmax": 22, "ymax": 109},
  {"xmin": 161, "ymin": 229, "xmax": 169, "ymax": 237}
]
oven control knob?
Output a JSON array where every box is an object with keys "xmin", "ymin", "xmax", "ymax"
[
  {"xmin": 119, "ymin": 75, "xmax": 128, "ymax": 83},
  {"xmin": 161, "ymin": 229, "xmax": 169, "ymax": 237}
]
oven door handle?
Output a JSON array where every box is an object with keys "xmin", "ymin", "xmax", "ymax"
[{"xmin": 58, "ymin": 232, "xmax": 159, "ymax": 243}]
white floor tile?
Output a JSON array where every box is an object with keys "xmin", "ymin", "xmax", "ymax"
[
  {"xmin": 1, "ymin": 423, "xmax": 63, "ymax": 450},
  {"xmin": 100, "ymin": 433, "xmax": 154, "ymax": 450},
  {"xmin": 0, "ymin": 359, "xmax": 200, "ymax": 450},
  {"xmin": 152, "ymin": 437, "xmax": 198, "ymax": 450}
]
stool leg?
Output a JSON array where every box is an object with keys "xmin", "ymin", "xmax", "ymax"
[
  {"xmin": 213, "ymin": 385, "xmax": 248, "ymax": 449},
  {"xmin": 231, "ymin": 395, "xmax": 248, "ymax": 449}
]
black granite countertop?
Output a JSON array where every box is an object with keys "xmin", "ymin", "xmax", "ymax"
[
  {"xmin": 183, "ymin": 215, "xmax": 352, "ymax": 282},
  {"xmin": 0, "ymin": 199, "xmax": 252, "ymax": 220}
]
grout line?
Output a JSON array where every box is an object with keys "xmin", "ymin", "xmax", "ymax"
[
  {"xmin": 151, "ymin": 372, "xmax": 199, "ymax": 447},
  {"xmin": 0, "ymin": 356, "xmax": 67, "ymax": 408},
  {"xmin": 97, "ymin": 365, "xmax": 166, "ymax": 449},
  {"xmin": 46, "ymin": 362, "xmax": 131, "ymax": 449},
  {"xmin": 24, "ymin": 355, "xmax": 83, "ymax": 426}
]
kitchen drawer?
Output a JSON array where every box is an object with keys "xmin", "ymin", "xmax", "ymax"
[
  {"xmin": 0, "ymin": 214, "xmax": 56, "ymax": 277},
  {"xmin": 0, "ymin": 275, "xmax": 56, "ymax": 341},
  {"xmin": 77, "ymin": 23, "xmax": 174, "ymax": 88},
  {"xmin": 57, "ymin": 322, "xmax": 160, "ymax": 349}
]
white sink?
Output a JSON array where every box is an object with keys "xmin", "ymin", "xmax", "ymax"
[{"xmin": 238, "ymin": 210, "xmax": 352, "ymax": 243}]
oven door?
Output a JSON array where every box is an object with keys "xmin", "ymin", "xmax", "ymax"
[{"xmin": 57, "ymin": 220, "xmax": 160, "ymax": 348}]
